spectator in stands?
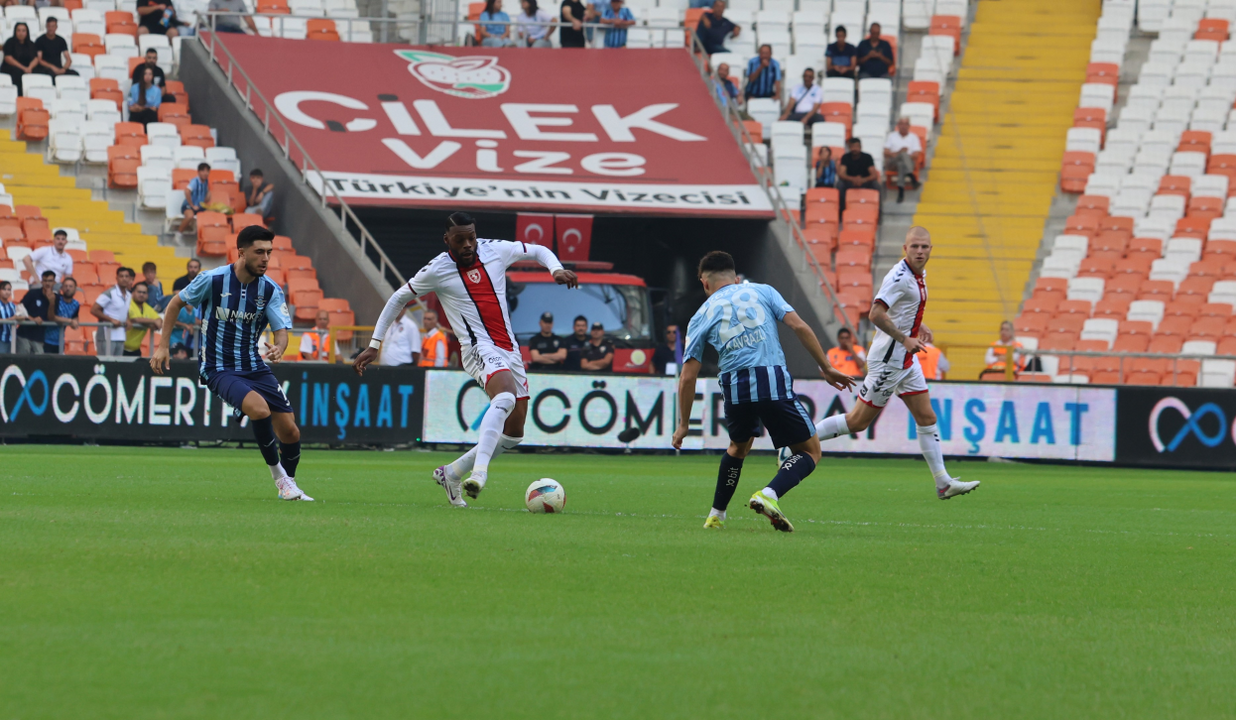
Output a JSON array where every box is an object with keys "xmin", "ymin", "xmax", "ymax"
[
  {"xmin": 124, "ymin": 281, "xmax": 161, "ymax": 357},
  {"xmin": 245, "ymin": 169, "xmax": 274, "ymax": 218},
  {"xmin": 42, "ymin": 276, "xmax": 79, "ymax": 354},
  {"xmin": 515, "ymin": 0, "xmax": 554, "ymax": 47},
  {"xmin": 179, "ymin": 163, "xmax": 211, "ymax": 234},
  {"xmin": 172, "ymin": 258, "xmax": 201, "ymax": 294},
  {"xmin": 836, "ymin": 137, "xmax": 880, "ymax": 209},
  {"xmin": 299, "ymin": 310, "xmax": 338, "ymax": 361},
  {"xmin": 713, "ymin": 62, "xmax": 739, "ymax": 107},
  {"xmin": 16, "ymin": 270, "xmax": 56, "ymax": 354},
  {"xmin": 825, "ymin": 25, "xmax": 857, "ymax": 78},
  {"xmin": 581, "ymin": 321, "xmax": 614, "ymax": 371},
  {"xmin": 380, "ymin": 307, "xmax": 422, "ymax": 366},
  {"xmin": 33, "ymin": 18, "xmax": 76, "ymax": 78},
  {"xmin": 696, "ymin": 0, "xmax": 740, "ymax": 55},
  {"xmin": 855, "ymin": 22, "xmax": 894, "ymax": 79},
  {"xmin": 559, "ymin": 0, "xmax": 592, "ymax": 48},
  {"xmin": 419, "ymin": 309, "xmax": 448, "ymax": 367},
  {"xmin": 2, "ymin": 23, "xmax": 38, "ymax": 95},
  {"xmin": 984, "ymin": 321, "xmax": 1025, "ymax": 376},
  {"xmin": 141, "ymin": 262, "xmax": 165, "ymax": 310},
  {"xmin": 132, "ymin": 49, "xmax": 174, "ymax": 102},
  {"xmin": 528, "ymin": 311, "xmax": 566, "ymax": 370},
  {"xmin": 0, "ymin": 281, "xmax": 22, "ymax": 352},
  {"xmin": 814, "ymin": 146, "xmax": 837, "ymax": 188},
  {"xmin": 565, "ymin": 314, "xmax": 589, "ymax": 370},
  {"xmin": 169, "ymin": 302, "xmax": 198, "ymax": 350},
  {"xmin": 208, "ymin": 0, "xmax": 258, "ymax": 34},
  {"xmin": 920, "ymin": 340, "xmax": 948, "ymax": 380},
  {"xmin": 22, "ymin": 229, "xmax": 72, "ymax": 285},
  {"xmin": 478, "ymin": 0, "xmax": 516, "ymax": 47},
  {"xmin": 91, "ymin": 266, "xmax": 134, "ymax": 357},
  {"xmin": 652, "ymin": 324, "xmax": 680, "ymax": 375},
  {"xmin": 744, "ymin": 44, "xmax": 782, "ymax": 100},
  {"xmin": 884, "ymin": 116, "xmax": 922, "ymax": 203},
  {"xmin": 129, "ymin": 66, "xmax": 162, "ymax": 129},
  {"xmin": 780, "ymin": 67, "xmax": 824, "ymax": 125},
  {"xmin": 136, "ymin": 0, "xmax": 183, "ymax": 38},
  {"xmin": 826, "ymin": 327, "xmax": 866, "ymax": 378},
  {"xmin": 600, "ymin": 0, "xmax": 635, "ymax": 48}
]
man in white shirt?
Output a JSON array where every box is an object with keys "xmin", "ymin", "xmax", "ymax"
[
  {"xmin": 23, "ymin": 230, "xmax": 73, "ymax": 285},
  {"xmin": 884, "ymin": 116, "xmax": 923, "ymax": 203},
  {"xmin": 779, "ymin": 67, "xmax": 825, "ymax": 125},
  {"xmin": 90, "ymin": 266, "xmax": 134, "ymax": 357},
  {"xmin": 380, "ymin": 307, "xmax": 422, "ymax": 366}
]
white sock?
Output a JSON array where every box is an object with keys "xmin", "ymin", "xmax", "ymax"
[
  {"xmin": 917, "ymin": 424, "xmax": 951, "ymax": 488},
  {"xmin": 816, "ymin": 414, "xmax": 850, "ymax": 441},
  {"xmin": 447, "ymin": 433, "xmax": 522, "ymax": 479},
  {"xmin": 269, "ymin": 463, "xmax": 286, "ymax": 480},
  {"xmin": 473, "ymin": 393, "xmax": 516, "ymax": 474},
  {"xmin": 709, "ymin": 508, "xmax": 726, "ymax": 520},
  {"xmin": 760, "ymin": 487, "xmax": 778, "ymax": 501}
]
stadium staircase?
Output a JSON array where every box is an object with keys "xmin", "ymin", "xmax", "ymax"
[{"xmin": 910, "ymin": 0, "xmax": 1100, "ymax": 380}]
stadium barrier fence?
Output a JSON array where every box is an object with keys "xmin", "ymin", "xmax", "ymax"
[{"xmin": 946, "ymin": 342, "xmax": 1236, "ymax": 386}]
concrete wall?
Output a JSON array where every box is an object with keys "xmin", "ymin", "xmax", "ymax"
[{"xmin": 178, "ymin": 41, "xmax": 394, "ymax": 324}]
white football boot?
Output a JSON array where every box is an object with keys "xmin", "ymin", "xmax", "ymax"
[
  {"xmin": 462, "ymin": 470, "xmax": 487, "ymax": 500},
  {"xmin": 938, "ymin": 478, "xmax": 980, "ymax": 500},
  {"xmin": 433, "ymin": 465, "xmax": 468, "ymax": 508},
  {"xmin": 277, "ymin": 477, "xmax": 314, "ymax": 501}
]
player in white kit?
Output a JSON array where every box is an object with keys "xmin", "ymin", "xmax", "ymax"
[
  {"xmin": 813, "ymin": 226, "xmax": 979, "ymax": 499},
  {"xmin": 354, "ymin": 212, "xmax": 578, "ymax": 506}
]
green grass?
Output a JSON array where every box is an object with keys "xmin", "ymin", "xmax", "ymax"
[{"xmin": 1, "ymin": 446, "xmax": 1233, "ymax": 720}]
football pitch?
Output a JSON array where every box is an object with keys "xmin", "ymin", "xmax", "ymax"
[{"xmin": 1, "ymin": 446, "xmax": 1232, "ymax": 720}]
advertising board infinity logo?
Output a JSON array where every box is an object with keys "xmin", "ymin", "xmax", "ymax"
[
  {"xmin": 1149, "ymin": 397, "xmax": 1232, "ymax": 452},
  {"xmin": 0, "ymin": 365, "xmax": 49, "ymax": 422}
]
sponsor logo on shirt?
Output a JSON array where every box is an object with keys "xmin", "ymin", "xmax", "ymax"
[{"xmin": 215, "ymin": 306, "xmax": 261, "ymax": 324}]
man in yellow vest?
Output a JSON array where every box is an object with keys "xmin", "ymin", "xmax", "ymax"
[
  {"xmin": 299, "ymin": 310, "xmax": 337, "ymax": 362},
  {"xmin": 420, "ymin": 309, "xmax": 449, "ymax": 368},
  {"xmin": 984, "ymin": 320, "xmax": 1023, "ymax": 375}
]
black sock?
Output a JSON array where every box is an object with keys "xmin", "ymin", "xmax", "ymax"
[
  {"xmin": 767, "ymin": 454, "xmax": 816, "ymax": 499},
  {"xmin": 281, "ymin": 441, "xmax": 301, "ymax": 478},
  {"xmin": 251, "ymin": 416, "xmax": 281, "ymax": 467},
  {"xmin": 713, "ymin": 453, "xmax": 744, "ymax": 512}
]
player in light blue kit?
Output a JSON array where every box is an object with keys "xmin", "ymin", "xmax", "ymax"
[{"xmin": 672, "ymin": 251, "xmax": 855, "ymax": 532}]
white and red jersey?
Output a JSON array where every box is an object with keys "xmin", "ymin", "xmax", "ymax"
[
  {"xmin": 867, "ymin": 258, "xmax": 927, "ymax": 370},
  {"xmin": 373, "ymin": 239, "xmax": 564, "ymax": 350}
]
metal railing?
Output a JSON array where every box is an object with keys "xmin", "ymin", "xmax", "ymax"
[
  {"xmin": 194, "ymin": 22, "xmax": 407, "ymax": 292},
  {"xmin": 684, "ymin": 31, "xmax": 855, "ymax": 334},
  {"xmin": 947, "ymin": 342, "xmax": 1236, "ymax": 386},
  {"xmin": 1, "ymin": 319, "xmax": 173, "ymax": 356}
]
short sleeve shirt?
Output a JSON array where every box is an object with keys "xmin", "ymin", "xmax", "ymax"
[
  {"xmin": 744, "ymin": 57, "xmax": 782, "ymax": 98},
  {"xmin": 137, "ymin": 0, "xmax": 177, "ymax": 31},
  {"xmin": 528, "ymin": 332, "xmax": 564, "ymax": 367},
  {"xmin": 885, "ymin": 130, "xmax": 923, "ymax": 154},
  {"xmin": 96, "ymin": 286, "xmax": 132, "ymax": 341},
  {"xmin": 18, "ymin": 289, "xmax": 51, "ymax": 342},
  {"xmin": 855, "ymin": 38, "xmax": 894, "ymax": 77},
  {"xmin": 582, "ymin": 338, "xmax": 614, "ymax": 362},
  {"xmin": 42, "ymin": 294, "xmax": 80, "ymax": 347},
  {"xmin": 788, "ymin": 83, "xmax": 823, "ymax": 114},
  {"xmin": 826, "ymin": 41, "xmax": 856, "ymax": 68},
  {"xmin": 125, "ymin": 301, "xmax": 160, "ymax": 352},
  {"xmin": 839, "ymin": 151, "xmax": 875, "ymax": 179},
  {"xmin": 697, "ymin": 14, "xmax": 737, "ymax": 54},
  {"xmin": 34, "ymin": 34, "xmax": 68, "ymax": 68},
  {"xmin": 559, "ymin": 0, "xmax": 586, "ymax": 46},
  {"xmin": 601, "ymin": 6, "xmax": 634, "ymax": 47},
  {"xmin": 867, "ymin": 260, "xmax": 927, "ymax": 370},
  {"xmin": 29, "ymin": 246, "xmax": 73, "ymax": 282},
  {"xmin": 685, "ymin": 282, "xmax": 793, "ymax": 373}
]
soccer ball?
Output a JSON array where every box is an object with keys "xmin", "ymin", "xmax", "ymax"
[{"xmin": 525, "ymin": 479, "xmax": 566, "ymax": 514}]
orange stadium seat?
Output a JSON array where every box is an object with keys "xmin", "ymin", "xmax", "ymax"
[
  {"xmin": 1035, "ymin": 276, "xmax": 1068, "ymax": 295},
  {"xmin": 1198, "ymin": 302, "xmax": 1232, "ymax": 319},
  {"xmin": 180, "ymin": 125, "xmax": 215, "ymax": 148},
  {"xmin": 272, "ymin": 235, "xmax": 295, "ymax": 251},
  {"xmin": 172, "ymin": 168, "xmax": 197, "ymax": 189},
  {"xmin": 257, "ymin": 0, "xmax": 290, "ymax": 11},
  {"xmin": 108, "ymin": 158, "xmax": 139, "ymax": 189},
  {"xmin": 1075, "ymin": 194, "xmax": 1110, "ymax": 218},
  {"xmin": 1179, "ymin": 131, "xmax": 1212, "ymax": 153},
  {"xmin": 1113, "ymin": 333, "xmax": 1150, "ymax": 353},
  {"xmin": 1158, "ymin": 175, "xmax": 1191, "ymax": 197},
  {"xmin": 89, "ymin": 78, "xmax": 124, "ymax": 109},
  {"xmin": 1176, "ymin": 217, "xmax": 1212, "ymax": 238},
  {"xmin": 1164, "ymin": 301, "xmax": 1201, "ymax": 319},
  {"xmin": 802, "ymin": 223, "xmax": 836, "ymax": 252},
  {"xmin": 72, "ymin": 33, "xmax": 105, "ymax": 59},
  {"xmin": 1205, "ymin": 239, "xmax": 1236, "ymax": 259},
  {"xmin": 163, "ymin": 81, "xmax": 189, "ymax": 107},
  {"xmin": 307, "ymin": 18, "xmax": 340, "ymax": 40},
  {"xmin": 1149, "ymin": 335, "xmax": 1184, "ymax": 354},
  {"xmin": 906, "ymin": 81, "xmax": 940, "ymax": 120},
  {"xmin": 16, "ymin": 98, "xmax": 49, "ymax": 142},
  {"xmin": 292, "ymin": 290, "xmax": 323, "ymax": 322},
  {"xmin": 1139, "ymin": 280, "xmax": 1176, "ymax": 300},
  {"xmin": 1196, "ymin": 18, "xmax": 1229, "ymax": 41},
  {"xmin": 837, "ymin": 229, "xmax": 875, "ymax": 249},
  {"xmin": 834, "ymin": 249, "xmax": 871, "ymax": 270}
]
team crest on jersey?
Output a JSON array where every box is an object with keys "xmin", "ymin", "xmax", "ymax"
[{"xmin": 466, "ymin": 268, "xmax": 483, "ymax": 284}]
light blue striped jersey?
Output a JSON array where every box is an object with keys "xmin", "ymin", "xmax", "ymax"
[
  {"xmin": 178, "ymin": 264, "xmax": 291, "ymax": 379},
  {"xmin": 684, "ymin": 281, "xmax": 797, "ymax": 403},
  {"xmin": 0, "ymin": 300, "xmax": 14, "ymax": 345}
]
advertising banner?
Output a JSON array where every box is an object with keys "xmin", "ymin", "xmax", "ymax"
[
  {"xmin": 0, "ymin": 356, "xmax": 424, "ymax": 444},
  {"xmin": 213, "ymin": 35, "xmax": 771, "ymax": 217},
  {"xmin": 1115, "ymin": 386, "xmax": 1236, "ymax": 469},
  {"xmin": 422, "ymin": 370, "xmax": 1118, "ymax": 460}
]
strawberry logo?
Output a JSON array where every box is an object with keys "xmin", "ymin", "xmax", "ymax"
[{"xmin": 396, "ymin": 50, "xmax": 511, "ymax": 99}]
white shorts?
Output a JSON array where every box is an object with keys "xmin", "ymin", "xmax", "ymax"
[
  {"xmin": 856, "ymin": 357, "xmax": 929, "ymax": 408},
  {"xmin": 461, "ymin": 342, "xmax": 530, "ymax": 399}
]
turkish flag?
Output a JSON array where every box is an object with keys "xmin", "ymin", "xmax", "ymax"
[
  {"xmin": 515, "ymin": 213, "xmax": 556, "ymax": 249},
  {"xmin": 555, "ymin": 214, "xmax": 593, "ymax": 262}
]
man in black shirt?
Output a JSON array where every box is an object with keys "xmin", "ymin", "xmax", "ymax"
[
  {"xmin": 171, "ymin": 259, "xmax": 200, "ymax": 294},
  {"xmin": 16, "ymin": 271, "xmax": 55, "ymax": 354},
  {"xmin": 652, "ymin": 324, "xmax": 679, "ymax": 375},
  {"xmin": 132, "ymin": 49, "xmax": 176, "ymax": 102},
  {"xmin": 837, "ymin": 137, "xmax": 880, "ymax": 211},
  {"xmin": 136, "ymin": 0, "xmax": 183, "ymax": 38},
  {"xmin": 564, "ymin": 314, "xmax": 589, "ymax": 370},
  {"xmin": 34, "ymin": 18, "xmax": 77, "ymax": 77},
  {"xmin": 528, "ymin": 312, "xmax": 566, "ymax": 371},
  {"xmin": 855, "ymin": 22, "xmax": 894, "ymax": 79},
  {"xmin": 581, "ymin": 322, "xmax": 614, "ymax": 372},
  {"xmin": 696, "ymin": 0, "xmax": 740, "ymax": 55}
]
